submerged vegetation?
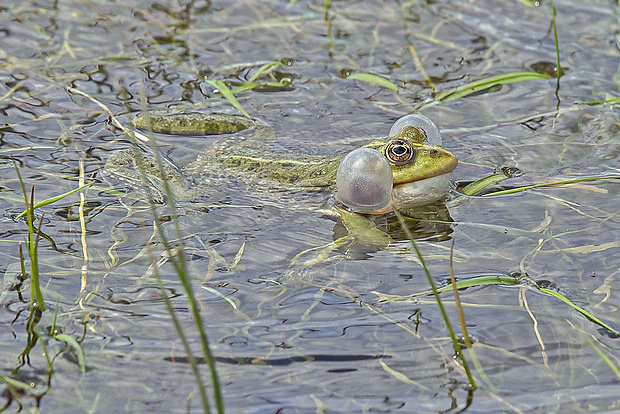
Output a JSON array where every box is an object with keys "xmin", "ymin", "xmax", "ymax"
[{"xmin": 0, "ymin": 0, "xmax": 619, "ymax": 412}]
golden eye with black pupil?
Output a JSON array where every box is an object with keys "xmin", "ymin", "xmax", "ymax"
[{"xmin": 385, "ymin": 139, "xmax": 415, "ymax": 165}]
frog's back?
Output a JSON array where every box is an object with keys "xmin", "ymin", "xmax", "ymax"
[{"xmin": 185, "ymin": 135, "xmax": 342, "ymax": 189}]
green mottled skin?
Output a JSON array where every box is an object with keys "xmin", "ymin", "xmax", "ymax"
[
  {"xmin": 105, "ymin": 113, "xmax": 457, "ymax": 205},
  {"xmin": 133, "ymin": 112, "xmax": 255, "ymax": 135}
]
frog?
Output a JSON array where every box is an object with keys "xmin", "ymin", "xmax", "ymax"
[{"xmin": 103, "ymin": 112, "xmax": 458, "ymax": 216}]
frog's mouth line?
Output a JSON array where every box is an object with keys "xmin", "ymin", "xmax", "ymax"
[
  {"xmin": 391, "ymin": 172, "xmax": 453, "ymax": 208},
  {"xmin": 354, "ymin": 173, "xmax": 453, "ymax": 215}
]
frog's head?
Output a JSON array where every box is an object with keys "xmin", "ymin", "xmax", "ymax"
[{"xmin": 336, "ymin": 115, "xmax": 457, "ymax": 214}]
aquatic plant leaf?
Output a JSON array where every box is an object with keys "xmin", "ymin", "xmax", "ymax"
[
  {"xmin": 346, "ymin": 72, "xmax": 401, "ymax": 92},
  {"xmin": 374, "ymin": 274, "xmax": 520, "ymax": 303},
  {"xmin": 434, "ymin": 71, "xmax": 551, "ymax": 102},
  {"xmin": 201, "ymin": 285, "xmax": 239, "ymax": 310},
  {"xmin": 568, "ymin": 320, "xmax": 620, "ymax": 380},
  {"xmin": 229, "ymin": 84, "xmax": 257, "ymax": 94},
  {"xmin": 460, "ymin": 172, "xmax": 511, "ymax": 196},
  {"xmin": 540, "ymin": 287, "xmax": 619, "ymax": 336},
  {"xmin": 583, "ymin": 96, "xmax": 620, "ymax": 105},
  {"xmin": 551, "ymin": 241, "xmax": 620, "ymax": 255},
  {"xmin": 230, "ymin": 242, "xmax": 245, "ymax": 270},
  {"xmin": 13, "ymin": 163, "xmax": 46, "ymax": 311},
  {"xmin": 0, "ymin": 373, "xmax": 34, "ymax": 391},
  {"xmin": 55, "ymin": 333, "xmax": 86, "ymax": 373},
  {"xmin": 289, "ymin": 238, "xmax": 343, "ymax": 266},
  {"xmin": 551, "ymin": 0, "xmax": 562, "ymax": 78},
  {"xmin": 206, "ymin": 78, "xmax": 251, "ymax": 118},
  {"xmin": 380, "ymin": 359, "xmax": 430, "ymax": 390},
  {"xmin": 247, "ymin": 61, "xmax": 285, "ymax": 83},
  {"xmin": 482, "ymin": 175, "xmax": 620, "ymax": 197},
  {"xmin": 15, "ymin": 182, "xmax": 93, "ymax": 219}
]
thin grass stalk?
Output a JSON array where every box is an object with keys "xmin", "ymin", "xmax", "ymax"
[
  {"xmin": 324, "ymin": 0, "xmax": 332, "ymax": 37},
  {"xmin": 150, "ymin": 240, "xmax": 211, "ymax": 412},
  {"xmin": 18, "ymin": 243, "xmax": 26, "ymax": 280},
  {"xmin": 128, "ymin": 142, "xmax": 214, "ymax": 413},
  {"xmin": 447, "ymin": 239, "xmax": 496, "ymax": 390},
  {"xmin": 394, "ymin": 210, "xmax": 476, "ymax": 389},
  {"xmin": 482, "ymin": 175, "xmax": 620, "ymax": 197},
  {"xmin": 0, "ymin": 374, "xmax": 33, "ymax": 414},
  {"xmin": 551, "ymin": 0, "xmax": 562, "ymax": 78},
  {"xmin": 567, "ymin": 320, "xmax": 620, "ymax": 380},
  {"xmin": 539, "ymin": 287, "xmax": 619, "ymax": 335},
  {"xmin": 132, "ymin": 90, "xmax": 224, "ymax": 413},
  {"xmin": 247, "ymin": 61, "xmax": 284, "ymax": 83},
  {"xmin": 448, "ymin": 238, "xmax": 470, "ymax": 348}
]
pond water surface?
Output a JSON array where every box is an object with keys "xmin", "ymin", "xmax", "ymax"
[{"xmin": 1, "ymin": 0, "xmax": 619, "ymax": 412}]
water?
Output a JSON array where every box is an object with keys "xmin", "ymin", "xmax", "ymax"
[{"xmin": 1, "ymin": 0, "xmax": 619, "ymax": 412}]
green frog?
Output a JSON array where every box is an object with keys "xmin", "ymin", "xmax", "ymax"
[{"xmin": 104, "ymin": 113, "xmax": 458, "ymax": 214}]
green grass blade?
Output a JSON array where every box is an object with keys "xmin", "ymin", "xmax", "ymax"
[
  {"xmin": 379, "ymin": 358, "xmax": 430, "ymax": 390},
  {"xmin": 132, "ymin": 88, "xmax": 224, "ymax": 412},
  {"xmin": 153, "ymin": 260, "xmax": 211, "ymax": 413},
  {"xmin": 247, "ymin": 61, "xmax": 285, "ymax": 83},
  {"xmin": 206, "ymin": 79, "xmax": 251, "ymax": 118},
  {"xmin": 346, "ymin": 72, "xmax": 400, "ymax": 92},
  {"xmin": 481, "ymin": 175, "xmax": 620, "ymax": 197},
  {"xmin": 0, "ymin": 373, "xmax": 33, "ymax": 413},
  {"xmin": 551, "ymin": 0, "xmax": 562, "ymax": 78},
  {"xmin": 376, "ymin": 274, "xmax": 521, "ymax": 303},
  {"xmin": 582, "ymin": 96, "xmax": 620, "ymax": 106},
  {"xmin": 539, "ymin": 287, "xmax": 619, "ymax": 336},
  {"xmin": 460, "ymin": 173, "xmax": 511, "ymax": 196},
  {"xmin": 55, "ymin": 333, "xmax": 86, "ymax": 373},
  {"xmin": 15, "ymin": 182, "xmax": 93, "ymax": 219},
  {"xmin": 229, "ymin": 84, "xmax": 259, "ymax": 94},
  {"xmin": 434, "ymin": 71, "xmax": 551, "ymax": 103},
  {"xmin": 567, "ymin": 320, "xmax": 620, "ymax": 380},
  {"xmin": 13, "ymin": 162, "xmax": 46, "ymax": 312}
]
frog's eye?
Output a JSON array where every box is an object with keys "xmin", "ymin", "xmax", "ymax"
[{"xmin": 385, "ymin": 139, "xmax": 414, "ymax": 166}]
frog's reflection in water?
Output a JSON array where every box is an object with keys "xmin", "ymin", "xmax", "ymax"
[{"xmin": 332, "ymin": 202, "xmax": 454, "ymax": 259}]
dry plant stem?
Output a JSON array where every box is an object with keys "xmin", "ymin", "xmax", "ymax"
[
  {"xmin": 449, "ymin": 237, "xmax": 471, "ymax": 348},
  {"xmin": 79, "ymin": 156, "xmax": 89, "ymax": 298},
  {"xmin": 409, "ymin": 44, "xmax": 436, "ymax": 93},
  {"xmin": 521, "ymin": 286, "xmax": 548, "ymax": 366}
]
